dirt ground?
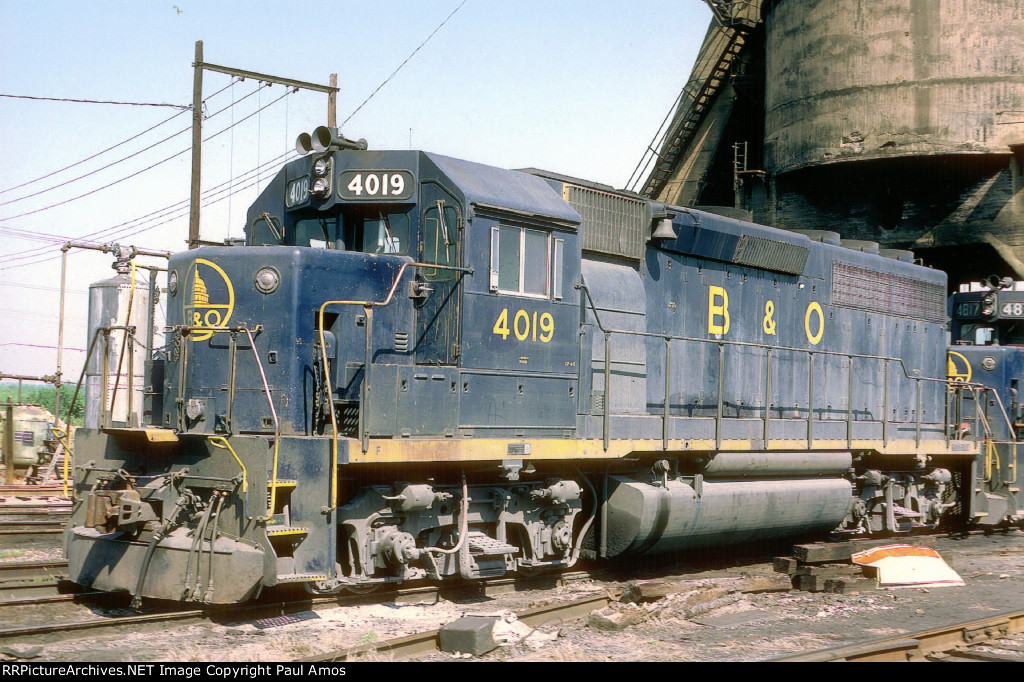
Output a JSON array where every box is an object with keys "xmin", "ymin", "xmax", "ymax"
[{"xmin": 3, "ymin": 529, "xmax": 1023, "ymax": 663}]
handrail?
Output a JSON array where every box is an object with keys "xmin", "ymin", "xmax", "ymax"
[
  {"xmin": 317, "ymin": 261, "xmax": 472, "ymax": 512},
  {"xmin": 961, "ymin": 384, "xmax": 1019, "ymax": 484},
  {"xmin": 577, "ymin": 282, "xmax": 967, "ymax": 450},
  {"xmin": 168, "ymin": 323, "xmax": 279, "ymax": 520},
  {"xmin": 48, "ymin": 427, "xmax": 72, "ymax": 499}
]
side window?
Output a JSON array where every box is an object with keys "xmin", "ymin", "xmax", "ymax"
[
  {"xmin": 250, "ymin": 213, "xmax": 283, "ymax": 246},
  {"xmin": 422, "ymin": 202, "xmax": 459, "ymax": 281},
  {"xmin": 293, "ymin": 217, "xmax": 334, "ymax": 249},
  {"xmin": 490, "ymin": 225, "xmax": 551, "ymax": 298}
]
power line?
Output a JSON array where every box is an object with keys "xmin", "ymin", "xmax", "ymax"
[
  {"xmin": 0, "ymin": 82, "xmax": 269, "ymax": 209},
  {"xmin": 0, "ymin": 148, "xmax": 292, "ymax": 266},
  {"xmin": 0, "ymin": 87, "xmax": 292, "ymax": 223},
  {"xmin": 342, "ymin": 0, "xmax": 468, "ymax": 128},
  {"xmin": 0, "ymin": 109, "xmax": 188, "ymax": 197},
  {"xmin": 0, "ymin": 149, "xmax": 298, "ymax": 271},
  {"xmin": 0, "ymin": 93, "xmax": 189, "ymax": 109}
]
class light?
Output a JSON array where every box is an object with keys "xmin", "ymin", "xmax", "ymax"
[{"xmin": 982, "ymin": 293, "xmax": 997, "ymax": 318}]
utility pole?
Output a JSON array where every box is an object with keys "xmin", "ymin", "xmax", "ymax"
[
  {"xmin": 189, "ymin": 41, "xmax": 204, "ymax": 250},
  {"xmin": 188, "ymin": 41, "xmax": 339, "ymax": 249}
]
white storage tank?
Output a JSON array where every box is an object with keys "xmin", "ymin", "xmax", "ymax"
[{"xmin": 84, "ymin": 258, "xmax": 151, "ymax": 429}]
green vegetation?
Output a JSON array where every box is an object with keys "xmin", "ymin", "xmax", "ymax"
[{"xmin": 0, "ymin": 383, "xmax": 84, "ymax": 426}]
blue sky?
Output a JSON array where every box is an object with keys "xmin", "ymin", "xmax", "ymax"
[{"xmin": 0, "ymin": 1, "xmax": 710, "ymax": 380}]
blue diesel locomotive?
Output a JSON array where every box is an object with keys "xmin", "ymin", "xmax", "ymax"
[
  {"xmin": 64, "ymin": 128, "xmax": 1016, "ymax": 604},
  {"xmin": 948, "ymin": 279, "xmax": 1024, "ymax": 525}
]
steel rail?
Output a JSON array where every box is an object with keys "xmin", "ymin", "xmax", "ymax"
[
  {"xmin": 775, "ymin": 608, "xmax": 1024, "ymax": 662},
  {"xmin": 297, "ymin": 591, "xmax": 618, "ymax": 662}
]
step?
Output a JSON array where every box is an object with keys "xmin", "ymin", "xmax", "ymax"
[
  {"xmin": 267, "ymin": 526, "xmax": 308, "ymax": 538},
  {"xmin": 467, "ymin": 531, "xmax": 518, "ymax": 557},
  {"xmin": 269, "ymin": 479, "xmax": 297, "ymax": 489},
  {"xmin": 275, "ymin": 573, "xmax": 327, "ymax": 583}
]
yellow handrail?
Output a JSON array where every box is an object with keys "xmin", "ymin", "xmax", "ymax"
[{"xmin": 208, "ymin": 436, "xmax": 250, "ymax": 518}]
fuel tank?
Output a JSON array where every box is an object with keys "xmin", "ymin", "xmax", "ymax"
[{"xmin": 603, "ymin": 474, "xmax": 852, "ymax": 557}]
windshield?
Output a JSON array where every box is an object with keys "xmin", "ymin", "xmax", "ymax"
[{"xmin": 254, "ymin": 208, "xmax": 412, "ymax": 254}]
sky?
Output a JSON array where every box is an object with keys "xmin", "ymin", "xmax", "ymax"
[{"xmin": 0, "ymin": 1, "xmax": 711, "ymax": 382}]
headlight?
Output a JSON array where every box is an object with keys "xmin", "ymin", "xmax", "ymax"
[
  {"xmin": 254, "ymin": 267, "xmax": 280, "ymax": 294},
  {"xmin": 313, "ymin": 157, "xmax": 330, "ymax": 177},
  {"xmin": 168, "ymin": 270, "xmax": 178, "ymax": 296},
  {"xmin": 311, "ymin": 177, "xmax": 330, "ymax": 197}
]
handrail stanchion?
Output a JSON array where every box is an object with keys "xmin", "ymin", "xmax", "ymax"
[
  {"xmin": 807, "ymin": 352, "xmax": 815, "ymax": 448},
  {"xmin": 663, "ymin": 337, "xmax": 670, "ymax": 450},
  {"xmin": 764, "ymin": 347, "xmax": 772, "ymax": 447},
  {"xmin": 716, "ymin": 343, "xmax": 724, "ymax": 448}
]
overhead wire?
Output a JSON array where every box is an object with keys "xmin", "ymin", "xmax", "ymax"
[
  {"xmin": 0, "ymin": 81, "xmax": 264, "ymax": 208},
  {"xmin": 0, "ymin": 80, "xmax": 236, "ymax": 197},
  {"xmin": 0, "ymin": 83, "xmax": 276, "ymax": 220},
  {"xmin": 0, "ymin": 149, "xmax": 299, "ymax": 271},
  {"xmin": 0, "ymin": 147, "xmax": 295, "ymax": 268},
  {"xmin": 0, "ymin": 93, "xmax": 189, "ymax": 109},
  {"xmin": 341, "ymin": 0, "xmax": 468, "ymax": 128},
  {"xmin": 2, "ymin": 2, "xmax": 467, "ymax": 269}
]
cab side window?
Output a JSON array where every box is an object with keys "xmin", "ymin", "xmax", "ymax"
[{"xmin": 490, "ymin": 225, "xmax": 557, "ymax": 298}]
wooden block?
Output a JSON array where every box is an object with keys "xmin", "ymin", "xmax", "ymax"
[
  {"xmin": 792, "ymin": 564, "xmax": 859, "ymax": 578},
  {"xmin": 795, "ymin": 574, "xmax": 823, "ymax": 592},
  {"xmin": 793, "ymin": 542, "xmax": 854, "ymax": 563},
  {"xmin": 731, "ymin": 575, "xmax": 794, "ymax": 593},
  {"xmin": 773, "ymin": 556, "xmax": 799, "ymax": 574},
  {"xmin": 621, "ymin": 580, "xmax": 682, "ymax": 603}
]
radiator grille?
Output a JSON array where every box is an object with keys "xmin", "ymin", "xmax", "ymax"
[{"xmin": 832, "ymin": 262, "xmax": 946, "ymax": 324}]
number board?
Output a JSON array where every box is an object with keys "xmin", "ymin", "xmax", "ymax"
[
  {"xmin": 954, "ymin": 301, "xmax": 980, "ymax": 318},
  {"xmin": 1002, "ymin": 300, "xmax": 1024, "ymax": 318},
  {"xmin": 339, "ymin": 170, "xmax": 415, "ymax": 201},
  {"xmin": 285, "ymin": 177, "xmax": 310, "ymax": 208}
]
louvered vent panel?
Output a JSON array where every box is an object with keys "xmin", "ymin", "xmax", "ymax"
[
  {"xmin": 732, "ymin": 235, "xmax": 808, "ymax": 275},
  {"xmin": 563, "ymin": 184, "xmax": 647, "ymax": 261}
]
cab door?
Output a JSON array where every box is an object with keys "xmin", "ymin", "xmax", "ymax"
[{"xmin": 415, "ymin": 186, "xmax": 462, "ymax": 365}]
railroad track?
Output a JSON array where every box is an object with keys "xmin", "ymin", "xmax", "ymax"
[
  {"xmin": 0, "ymin": 560, "xmax": 73, "ymax": 606},
  {"xmin": 777, "ymin": 610, "xmax": 1024, "ymax": 662},
  {"xmin": 0, "ymin": 569, "xmax": 601, "ymax": 645},
  {"xmin": 0, "ymin": 485, "xmax": 69, "ymax": 498},
  {"xmin": 0, "ymin": 519, "xmax": 66, "ymax": 534},
  {"xmin": 298, "ymin": 589, "xmax": 617, "ymax": 662}
]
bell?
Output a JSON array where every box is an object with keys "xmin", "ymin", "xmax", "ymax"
[{"xmin": 652, "ymin": 217, "xmax": 677, "ymax": 241}]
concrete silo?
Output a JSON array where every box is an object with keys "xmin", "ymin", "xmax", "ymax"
[{"xmin": 637, "ymin": 0, "xmax": 1024, "ymax": 286}]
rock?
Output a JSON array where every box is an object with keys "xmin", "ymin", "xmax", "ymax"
[
  {"xmin": 588, "ymin": 603, "xmax": 648, "ymax": 631},
  {"xmin": 0, "ymin": 645, "xmax": 43, "ymax": 660}
]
